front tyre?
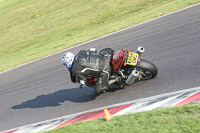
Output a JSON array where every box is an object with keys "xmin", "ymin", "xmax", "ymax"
[{"xmin": 136, "ymin": 59, "xmax": 158, "ymax": 80}]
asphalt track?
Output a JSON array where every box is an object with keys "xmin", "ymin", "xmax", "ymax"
[{"xmin": 0, "ymin": 4, "xmax": 200, "ymax": 132}]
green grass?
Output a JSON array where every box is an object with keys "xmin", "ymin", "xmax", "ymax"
[
  {"xmin": 43, "ymin": 103, "xmax": 200, "ymax": 133},
  {"xmin": 0, "ymin": 0, "xmax": 199, "ymax": 72}
]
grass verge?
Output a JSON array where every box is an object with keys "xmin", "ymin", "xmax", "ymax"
[
  {"xmin": 43, "ymin": 103, "xmax": 200, "ymax": 133},
  {"xmin": 0, "ymin": 0, "xmax": 199, "ymax": 72}
]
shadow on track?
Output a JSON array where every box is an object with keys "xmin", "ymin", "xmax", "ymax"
[{"xmin": 12, "ymin": 87, "xmax": 97, "ymax": 109}]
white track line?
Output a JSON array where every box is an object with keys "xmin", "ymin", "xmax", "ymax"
[{"xmin": 1, "ymin": 3, "xmax": 200, "ymax": 75}]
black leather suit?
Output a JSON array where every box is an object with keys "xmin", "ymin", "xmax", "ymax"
[{"xmin": 69, "ymin": 48, "xmax": 114, "ymax": 93}]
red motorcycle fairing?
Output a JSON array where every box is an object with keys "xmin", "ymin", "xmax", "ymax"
[{"xmin": 111, "ymin": 48, "xmax": 127, "ymax": 72}]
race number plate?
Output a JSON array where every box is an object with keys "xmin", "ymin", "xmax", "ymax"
[{"xmin": 126, "ymin": 52, "xmax": 139, "ymax": 66}]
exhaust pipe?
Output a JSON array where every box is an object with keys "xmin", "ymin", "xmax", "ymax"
[
  {"xmin": 125, "ymin": 70, "xmax": 139, "ymax": 85},
  {"xmin": 135, "ymin": 46, "xmax": 145, "ymax": 56}
]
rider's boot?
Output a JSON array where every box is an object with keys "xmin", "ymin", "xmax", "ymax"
[{"xmin": 95, "ymin": 76, "xmax": 109, "ymax": 94}]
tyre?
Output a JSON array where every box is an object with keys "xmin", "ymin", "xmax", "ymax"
[{"xmin": 136, "ymin": 59, "xmax": 158, "ymax": 80}]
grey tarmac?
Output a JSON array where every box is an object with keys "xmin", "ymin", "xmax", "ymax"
[{"xmin": 0, "ymin": 4, "xmax": 200, "ymax": 132}]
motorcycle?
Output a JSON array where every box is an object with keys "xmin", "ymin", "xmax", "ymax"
[{"xmin": 85, "ymin": 46, "xmax": 158, "ymax": 93}]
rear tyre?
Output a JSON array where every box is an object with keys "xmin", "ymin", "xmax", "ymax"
[{"xmin": 136, "ymin": 59, "xmax": 158, "ymax": 80}]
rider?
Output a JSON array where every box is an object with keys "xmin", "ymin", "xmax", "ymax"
[{"xmin": 62, "ymin": 48, "xmax": 114, "ymax": 94}]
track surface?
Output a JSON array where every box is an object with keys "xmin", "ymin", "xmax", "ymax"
[{"xmin": 0, "ymin": 4, "xmax": 200, "ymax": 132}]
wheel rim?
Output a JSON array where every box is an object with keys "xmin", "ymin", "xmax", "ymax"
[{"xmin": 137, "ymin": 68, "xmax": 154, "ymax": 80}]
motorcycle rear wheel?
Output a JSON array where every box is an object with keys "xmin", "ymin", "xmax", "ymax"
[{"xmin": 136, "ymin": 59, "xmax": 158, "ymax": 80}]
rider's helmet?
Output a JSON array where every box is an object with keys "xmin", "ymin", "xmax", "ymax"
[{"xmin": 62, "ymin": 52, "xmax": 75, "ymax": 69}]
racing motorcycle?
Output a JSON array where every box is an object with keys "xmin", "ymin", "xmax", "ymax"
[{"xmin": 86, "ymin": 46, "xmax": 158, "ymax": 93}]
